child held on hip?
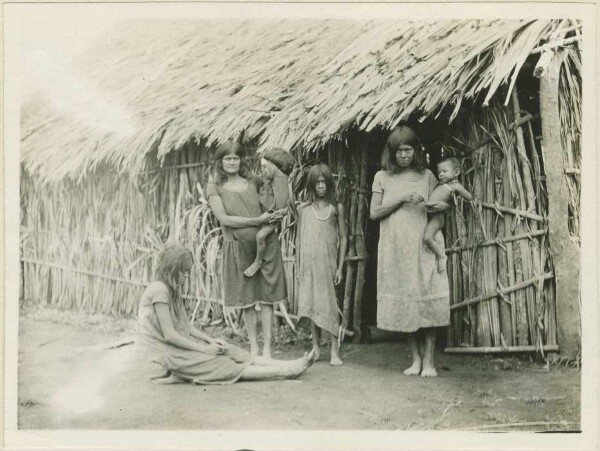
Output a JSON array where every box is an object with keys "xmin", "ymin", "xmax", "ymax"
[
  {"xmin": 244, "ymin": 148, "xmax": 296, "ymax": 278},
  {"xmin": 423, "ymin": 157, "xmax": 472, "ymax": 272}
]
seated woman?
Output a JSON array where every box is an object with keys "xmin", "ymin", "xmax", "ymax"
[{"xmin": 138, "ymin": 244, "xmax": 315, "ymax": 385}]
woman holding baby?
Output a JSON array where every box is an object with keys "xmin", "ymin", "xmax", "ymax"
[{"xmin": 369, "ymin": 125, "xmax": 450, "ymax": 378}]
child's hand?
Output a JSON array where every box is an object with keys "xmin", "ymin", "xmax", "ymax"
[{"xmin": 334, "ymin": 268, "xmax": 344, "ymax": 285}]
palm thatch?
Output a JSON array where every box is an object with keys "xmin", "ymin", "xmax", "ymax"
[{"xmin": 21, "ymin": 18, "xmax": 576, "ymax": 182}]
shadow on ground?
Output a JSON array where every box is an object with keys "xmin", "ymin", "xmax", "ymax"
[{"xmin": 18, "ymin": 306, "xmax": 580, "ymax": 430}]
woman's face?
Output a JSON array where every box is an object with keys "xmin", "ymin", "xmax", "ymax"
[
  {"xmin": 222, "ymin": 153, "xmax": 241, "ymax": 175},
  {"xmin": 315, "ymin": 175, "xmax": 327, "ymax": 198},
  {"xmin": 395, "ymin": 145, "xmax": 415, "ymax": 167}
]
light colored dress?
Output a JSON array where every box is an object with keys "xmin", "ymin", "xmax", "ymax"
[
  {"xmin": 137, "ymin": 281, "xmax": 251, "ymax": 385},
  {"xmin": 372, "ymin": 169, "xmax": 450, "ymax": 332},
  {"xmin": 296, "ymin": 203, "xmax": 342, "ymax": 337},
  {"xmin": 206, "ymin": 175, "xmax": 287, "ymax": 308}
]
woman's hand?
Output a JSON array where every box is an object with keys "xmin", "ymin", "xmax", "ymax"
[
  {"xmin": 400, "ymin": 192, "xmax": 425, "ymax": 205},
  {"xmin": 205, "ymin": 344, "xmax": 225, "ymax": 355},
  {"xmin": 334, "ymin": 268, "xmax": 344, "ymax": 285},
  {"xmin": 424, "ymin": 201, "xmax": 451, "ymax": 213},
  {"xmin": 268, "ymin": 208, "xmax": 286, "ymax": 223},
  {"xmin": 212, "ymin": 338, "xmax": 229, "ymax": 350}
]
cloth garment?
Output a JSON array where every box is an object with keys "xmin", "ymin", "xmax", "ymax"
[
  {"xmin": 372, "ymin": 169, "xmax": 450, "ymax": 332},
  {"xmin": 296, "ymin": 203, "xmax": 342, "ymax": 337},
  {"xmin": 206, "ymin": 175, "xmax": 287, "ymax": 308},
  {"xmin": 137, "ymin": 281, "xmax": 251, "ymax": 385}
]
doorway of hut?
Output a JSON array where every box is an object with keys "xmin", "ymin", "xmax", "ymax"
[{"xmin": 360, "ymin": 119, "xmax": 449, "ymax": 342}]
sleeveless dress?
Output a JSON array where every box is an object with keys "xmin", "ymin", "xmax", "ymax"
[
  {"xmin": 206, "ymin": 175, "xmax": 287, "ymax": 308},
  {"xmin": 296, "ymin": 203, "xmax": 342, "ymax": 337},
  {"xmin": 137, "ymin": 281, "xmax": 251, "ymax": 385},
  {"xmin": 372, "ymin": 169, "xmax": 450, "ymax": 332}
]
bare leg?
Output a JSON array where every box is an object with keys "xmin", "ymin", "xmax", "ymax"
[
  {"xmin": 244, "ymin": 226, "xmax": 274, "ymax": 277},
  {"xmin": 148, "ymin": 369, "xmax": 170, "ymax": 380},
  {"xmin": 310, "ymin": 321, "xmax": 321, "ymax": 361},
  {"xmin": 151, "ymin": 373, "xmax": 187, "ymax": 385},
  {"xmin": 421, "ymin": 328, "xmax": 438, "ymax": 377},
  {"xmin": 424, "ymin": 214, "xmax": 447, "ymax": 273},
  {"xmin": 260, "ymin": 304, "xmax": 274, "ymax": 359},
  {"xmin": 403, "ymin": 333, "xmax": 422, "ymax": 376},
  {"xmin": 240, "ymin": 350, "xmax": 316, "ymax": 381},
  {"xmin": 243, "ymin": 308, "xmax": 260, "ymax": 357},
  {"xmin": 329, "ymin": 332, "xmax": 343, "ymax": 366}
]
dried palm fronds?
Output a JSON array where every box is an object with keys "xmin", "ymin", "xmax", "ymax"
[{"xmin": 22, "ymin": 19, "xmax": 573, "ymax": 183}]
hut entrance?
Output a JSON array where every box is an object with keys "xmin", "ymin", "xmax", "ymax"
[{"xmin": 360, "ymin": 120, "xmax": 449, "ymax": 331}]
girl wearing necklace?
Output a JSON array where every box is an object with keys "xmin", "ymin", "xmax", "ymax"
[{"xmin": 296, "ymin": 163, "xmax": 347, "ymax": 365}]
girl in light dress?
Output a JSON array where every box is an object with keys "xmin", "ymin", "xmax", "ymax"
[
  {"xmin": 297, "ymin": 163, "xmax": 347, "ymax": 366},
  {"xmin": 137, "ymin": 244, "xmax": 316, "ymax": 385}
]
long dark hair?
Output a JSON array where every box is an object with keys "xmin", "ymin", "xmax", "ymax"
[
  {"xmin": 306, "ymin": 163, "xmax": 336, "ymax": 205},
  {"xmin": 381, "ymin": 126, "xmax": 426, "ymax": 173},
  {"xmin": 154, "ymin": 244, "xmax": 193, "ymax": 316},
  {"xmin": 212, "ymin": 141, "xmax": 253, "ymax": 185}
]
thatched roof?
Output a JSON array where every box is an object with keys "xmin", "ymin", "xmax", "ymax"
[{"xmin": 21, "ymin": 18, "xmax": 573, "ymax": 182}]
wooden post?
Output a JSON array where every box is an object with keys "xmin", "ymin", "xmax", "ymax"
[
  {"xmin": 352, "ymin": 141, "xmax": 368, "ymax": 342},
  {"xmin": 538, "ymin": 52, "xmax": 581, "ymax": 357}
]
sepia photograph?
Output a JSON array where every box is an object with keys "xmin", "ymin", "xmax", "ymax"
[{"xmin": 3, "ymin": 2, "xmax": 598, "ymax": 449}]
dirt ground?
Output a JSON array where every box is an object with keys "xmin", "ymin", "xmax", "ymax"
[{"xmin": 18, "ymin": 305, "xmax": 580, "ymax": 431}]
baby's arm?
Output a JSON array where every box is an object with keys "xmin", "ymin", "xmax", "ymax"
[{"xmin": 452, "ymin": 183, "xmax": 473, "ymax": 201}]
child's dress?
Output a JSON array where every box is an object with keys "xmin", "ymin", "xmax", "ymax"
[{"xmin": 296, "ymin": 203, "xmax": 342, "ymax": 337}]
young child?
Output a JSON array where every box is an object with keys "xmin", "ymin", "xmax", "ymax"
[
  {"xmin": 424, "ymin": 157, "xmax": 472, "ymax": 273},
  {"xmin": 243, "ymin": 148, "xmax": 296, "ymax": 278},
  {"xmin": 296, "ymin": 163, "xmax": 347, "ymax": 366}
]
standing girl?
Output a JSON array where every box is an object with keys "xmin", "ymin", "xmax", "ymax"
[{"xmin": 297, "ymin": 163, "xmax": 347, "ymax": 366}]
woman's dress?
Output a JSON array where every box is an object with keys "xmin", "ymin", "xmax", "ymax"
[
  {"xmin": 137, "ymin": 281, "xmax": 251, "ymax": 384},
  {"xmin": 372, "ymin": 169, "xmax": 450, "ymax": 332},
  {"xmin": 296, "ymin": 203, "xmax": 342, "ymax": 337},
  {"xmin": 206, "ymin": 175, "xmax": 286, "ymax": 308}
]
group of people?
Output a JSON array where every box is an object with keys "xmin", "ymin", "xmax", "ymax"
[{"xmin": 137, "ymin": 125, "xmax": 472, "ymax": 385}]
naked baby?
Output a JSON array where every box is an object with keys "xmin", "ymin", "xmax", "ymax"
[
  {"xmin": 243, "ymin": 148, "xmax": 296, "ymax": 278},
  {"xmin": 424, "ymin": 157, "xmax": 472, "ymax": 273}
]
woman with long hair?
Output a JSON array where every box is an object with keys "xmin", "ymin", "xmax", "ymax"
[
  {"xmin": 206, "ymin": 141, "xmax": 287, "ymax": 359},
  {"xmin": 137, "ymin": 244, "xmax": 315, "ymax": 384},
  {"xmin": 369, "ymin": 125, "xmax": 450, "ymax": 377}
]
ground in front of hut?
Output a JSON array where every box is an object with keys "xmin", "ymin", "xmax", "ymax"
[{"xmin": 17, "ymin": 304, "xmax": 580, "ymax": 431}]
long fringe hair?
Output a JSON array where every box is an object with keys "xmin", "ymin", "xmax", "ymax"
[
  {"xmin": 381, "ymin": 125, "xmax": 426, "ymax": 173},
  {"xmin": 212, "ymin": 141, "xmax": 253, "ymax": 185},
  {"xmin": 154, "ymin": 244, "xmax": 194, "ymax": 316},
  {"xmin": 306, "ymin": 163, "xmax": 336, "ymax": 205}
]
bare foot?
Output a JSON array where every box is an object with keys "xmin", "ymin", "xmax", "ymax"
[
  {"xmin": 305, "ymin": 349, "xmax": 317, "ymax": 370},
  {"xmin": 403, "ymin": 363, "xmax": 422, "ymax": 376},
  {"xmin": 151, "ymin": 374, "xmax": 186, "ymax": 385},
  {"xmin": 437, "ymin": 256, "xmax": 447, "ymax": 273},
  {"xmin": 312, "ymin": 346, "xmax": 321, "ymax": 362},
  {"xmin": 148, "ymin": 369, "xmax": 171, "ymax": 380},
  {"xmin": 288, "ymin": 350, "xmax": 316, "ymax": 378},
  {"xmin": 243, "ymin": 261, "xmax": 262, "ymax": 277},
  {"xmin": 421, "ymin": 366, "xmax": 438, "ymax": 377},
  {"xmin": 330, "ymin": 355, "xmax": 343, "ymax": 366}
]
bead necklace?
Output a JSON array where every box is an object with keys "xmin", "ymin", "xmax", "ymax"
[{"xmin": 312, "ymin": 203, "xmax": 332, "ymax": 221}]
